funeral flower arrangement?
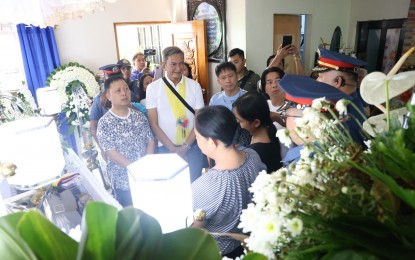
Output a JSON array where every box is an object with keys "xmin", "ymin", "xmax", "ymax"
[
  {"xmin": 46, "ymin": 62, "xmax": 100, "ymax": 132},
  {"xmin": 239, "ymin": 49, "xmax": 415, "ymax": 259},
  {"xmin": 0, "ymin": 82, "xmax": 39, "ymax": 124}
]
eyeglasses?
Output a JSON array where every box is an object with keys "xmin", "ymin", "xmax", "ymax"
[
  {"xmin": 277, "ymin": 100, "xmax": 309, "ymax": 113},
  {"xmin": 276, "ymin": 100, "xmax": 310, "ymax": 120}
]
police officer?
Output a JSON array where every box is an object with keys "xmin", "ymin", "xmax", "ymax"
[
  {"xmin": 313, "ymin": 47, "xmax": 368, "ymax": 145},
  {"xmin": 277, "ymin": 75, "xmax": 361, "ymax": 165}
]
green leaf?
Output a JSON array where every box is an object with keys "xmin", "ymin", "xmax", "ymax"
[
  {"xmin": 322, "ymin": 249, "xmax": 380, "ymax": 260},
  {"xmin": 0, "ymin": 211, "xmax": 37, "ymax": 259},
  {"xmin": 18, "ymin": 209, "xmax": 78, "ymax": 259},
  {"xmin": 78, "ymin": 201, "xmax": 118, "ymax": 260},
  {"xmin": 116, "ymin": 208, "xmax": 162, "ymax": 259},
  {"xmin": 243, "ymin": 252, "xmax": 269, "ymax": 260},
  {"xmin": 350, "ymin": 161, "xmax": 415, "ymax": 209},
  {"xmin": 326, "ymin": 217, "xmax": 415, "ymax": 259},
  {"xmin": 156, "ymin": 228, "xmax": 221, "ymax": 260}
]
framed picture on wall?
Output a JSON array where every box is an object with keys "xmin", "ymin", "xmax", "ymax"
[{"xmin": 187, "ymin": 0, "xmax": 226, "ymax": 62}]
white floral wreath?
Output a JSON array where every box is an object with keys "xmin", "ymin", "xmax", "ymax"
[{"xmin": 46, "ymin": 62, "xmax": 100, "ymax": 131}]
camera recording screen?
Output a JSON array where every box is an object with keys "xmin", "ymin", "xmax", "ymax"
[{"xmin": 144, "ymin": 49, "xmax": 156, "ymax": 56}]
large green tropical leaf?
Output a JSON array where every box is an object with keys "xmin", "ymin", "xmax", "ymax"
[
  {"xmin": 77, "ymin": 201, "xmax": 118, "ymax": 260},
  {"xmin": 18, "ymin": 210, "xmax": 78, "ymax": 259},
  {"xmin": 321, "ymin": 249, "xmax": 380, "ymax": 260},
  {"xmin": 116, "ymin": 207, "xmax": 162, "ymax": 260},
  {"xmin": 0, "ymin": 202, "xmax": 222, "ymax": 260},
  {"xmin": 0, "ymin": 211, "xmax": 37, "ymax": 259},
  {"xmin": 156, "ymin": 228, "xmax": 221, "ymax": 260}
]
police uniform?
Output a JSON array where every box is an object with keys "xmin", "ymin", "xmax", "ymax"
[
  {"xmin": 117, "ymin": 59, "xmax": 140, "ymax": 103},
  {"xmin": 313, "ymin": 47, "xmax": 368, "ymax": 146},
  {"xmin": 99, "ymin": 64, "xmax": 122, "ymax": 77},
  {"xmin": 278, "ymin": 75, "xmax": 362, "ymax": 166},
  {"xmin": 99, "ymin": 63, "xmax": 139, "ymax": 103}
]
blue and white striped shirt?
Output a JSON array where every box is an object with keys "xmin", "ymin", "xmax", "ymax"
[{"xmin": 191, "ymin": 148, "xmax": 266, "ymax": 254}]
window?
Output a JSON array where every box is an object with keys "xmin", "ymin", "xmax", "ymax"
[{"xmin": 0, "ymin": 24, "xmax": 26, "ymax": 92}]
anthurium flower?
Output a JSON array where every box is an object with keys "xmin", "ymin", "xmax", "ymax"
[
  {"xmin": 362, "ymin": 107, "xmax": 408, "ymax": 137},
  {"xmin": 360, "ymin": 70, "xmax": 415, "ymax": 105}
]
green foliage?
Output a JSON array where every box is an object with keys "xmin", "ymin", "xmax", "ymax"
[
  {"xmin": 18, "ymin": 210, "xmax": 78, "ymax": 259},
  {"xmin": 0, "ymin": 202, "xmax": 221, "ymax": 260},
  {"xmin": 0, "ymin": 212, "xmax": 37, "ymax": 259},
  {"xmin": 77, "ymin": 202, "xmax": 118, "ymax": 259},
  {"xmin": 351, "ymin": 105, "xmax": 415, "ymax": 210}
]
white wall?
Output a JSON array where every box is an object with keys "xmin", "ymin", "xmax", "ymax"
[
  {"xmin": 54, "ymin": 0, "xmax": 410, "ymax": 97},
  {"xmin": 209, "ymin": 0, "xmax": 247, "ymax": 95},
  {"xmin": 347, "ymin": 0, "xmax": 410, "ymax": 48},
  {"xmin": 55, "ymin": 0, "xmax": 173, "ymax": 73},
  {"xmin": 245, "ymin": 0, "xmax": 352, "ymax": 76}
]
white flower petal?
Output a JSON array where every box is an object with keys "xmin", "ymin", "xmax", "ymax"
[{"xmin": 360, "ymin": 71, "xmax": 415, "ymax": 105}]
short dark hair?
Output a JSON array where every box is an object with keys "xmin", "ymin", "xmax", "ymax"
[
  {"xmin": 162, "ymin": 46, "xmax": 184, "ymax": 62},
  {"xmin": 132, "ymin": 52, "xmax": 144, "ymax": 62},
  {"xmin": 215, "ymin": 61, "xmax": 237, "ymax": 77},
  {"xmin": 228, "ymin": 48, "xmax": 245, "ymax": 59},
  {"xmin": 104, "ymin": 75, "xmax": 125, "ymax": 92},
  {"xmin": 266, "ymin": 55, "xmax": 276, "ymax": 67},
  {"xmin": 195, "ymin": 106, "xmax": 237, "ymax": 147},
  {"xmin": 260, "ymin": 67, "xmax": 285, "ymax": 94}
]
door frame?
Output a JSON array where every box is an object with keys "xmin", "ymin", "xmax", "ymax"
[{"xmin": 355, "ymin": 18, "xmax": 407, "ymax": 72}]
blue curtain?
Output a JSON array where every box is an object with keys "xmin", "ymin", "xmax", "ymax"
[
  {"xmin": 16, "ymin": 24, "xmax": 60, "ymax": 104},
  {"xmin": 16, "ymin": 24, "xmax": 77, "ymax": 152}
]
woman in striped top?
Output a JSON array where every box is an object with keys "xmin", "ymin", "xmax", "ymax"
[{"xmin": 191, "ymin": 105, "xmax": 266, "ymax": 258}]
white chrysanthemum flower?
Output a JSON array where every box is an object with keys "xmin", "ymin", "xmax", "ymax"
[
  {"xmin": 245, "ymin": 236, "xmax": 275, "ymax": 259},
  {"xmin": 341, "ymin": 187, "xmax": 348, "ymax": 194},
  {"xmin": 239, "ymin": 203, "xmax": 260, "ymax": 232},
  {"xmin": 286, "ymin": 217, "xmax": 303, "ymax": 237},
  {"xmin": 311, "ymin": 97, "xmax": 326, "ymax": 110},
  {"xmin": 313, "ymin": 126, "xmax": 322, "ymax": 139},
  {"xmin": 294, "ymin": 117, "xmax": 307, "ymax": 128},
  {"xmin": 303, "ymin": 107, "xmax": 321, "ymax": 127},
  {"xmin": 249, "ymin": 170, "xmax": 270, "ymax": 193},
  {"xmin": 294, "ymin": 164, "xmax": 313, "ymax": 186},
  {"xmin": 276, "ymin": 128, "xmax": 292, "ymax": 148},
  {"xmin": 335, "ymin": 99, "xmax": 348, "ymax": 116},
  {"xmin": 257, "ymin": 213, "xmax": 283, "ymax": 241},
  {"xmin": 300, "ymin": 143, "xmax": 313, "ymax": 159}
]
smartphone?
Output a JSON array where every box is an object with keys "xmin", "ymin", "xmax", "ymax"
[
  {"xmin": 282, "ymin": 35, "xmax": 293, "ymax": 47},
  {"xmin": 153, "ymin": 65, "xmax": 163, "ymax": 80}
]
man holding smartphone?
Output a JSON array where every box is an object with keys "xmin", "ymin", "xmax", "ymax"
[{"xmin": 267, "ymin": 35, "xmax": 304, "ymax": 76}]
